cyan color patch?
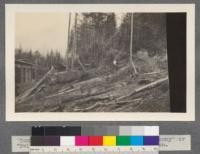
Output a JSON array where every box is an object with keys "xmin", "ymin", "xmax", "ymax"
[{"xmin": 130, "ymin": 136, "xmax": 144, "ymax": 145}]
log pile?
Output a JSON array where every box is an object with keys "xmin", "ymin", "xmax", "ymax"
[{"xmin": 15, "ymin": 64, "xmax": 170, "ymax": 112}]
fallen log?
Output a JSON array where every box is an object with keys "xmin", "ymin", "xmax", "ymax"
[
  {"xmin": 61, "ymin": 82, "xmax": 139, "ymax": 109},
  {"xmin": 117, "ymin": 76, "xmax": 168, "ymax": 101},
  {"xmin": 44, "ymin": 66, "xmax": 130, "ymax": 100},
  {"xmin": 48, "ymin": 69, "xmax": 84, "ymax": 85},
  {"xmin": 16, "ymin": 66, "xmax": 55, "ymax": 104},
  {"xmin": 61, "ymin": 87, "xmax": 114, "ymax": 104},
  {"xmin": 45, "ymin": 79, "xmax": 128, "ymax": 102},
  {"xmin": 140, "ymin": 71, "xmax": 166, "ymax": 75},
  {"xmin": 72, "ymin": 98, "xmax": 142, "ymax": 112},
  {"xmin": 72, "ymin": 76, "xmax": 106, "ymax": 89},
  {"xmin": 116, "ymin": 98, "xmax": 142, "ymax": 104},
  {"xmin": 45, "ymin": 87, "xmax": 79, "ymax": 99},
  {"xmin": 73, "ymin": 102, "xmax": 100, "ymax": 112},
  {"xmin": 18, "ymin": 75, "xmax": 168, "ymax": 112},
  {"xmin": 68, "ymin": 65, "xmax": 130, "ymax": 90}
]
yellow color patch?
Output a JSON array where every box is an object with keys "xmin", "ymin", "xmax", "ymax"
[{"xmin": 103, "ymin": 136, "xmax": 116, "ymax": 146}]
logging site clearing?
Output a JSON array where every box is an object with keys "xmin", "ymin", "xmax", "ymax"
[
  {"xmin": 15, "ymin": 54, "xmax": 170, "ymax": 112},
  {"xmin": 15, "ymin": 13, "xmax": 170, "ymax": 112}
]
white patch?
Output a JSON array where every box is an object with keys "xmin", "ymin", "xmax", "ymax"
[{"xmin": 113, "ymin": 60, "xmax": 117, "ymax": 65}]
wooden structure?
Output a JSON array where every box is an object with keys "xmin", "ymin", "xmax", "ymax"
[{"xmin": 15, "ymin": 60, "xmax": 35, "ymax": 84}]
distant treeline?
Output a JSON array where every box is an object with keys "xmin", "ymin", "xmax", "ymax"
[
  {"xmin": 15, "ymin": 48, "xmax": 65, "ymax": 69},
  {"xmin": 67, "ymin": 13, "xmax": 167, "ymax": 69}
]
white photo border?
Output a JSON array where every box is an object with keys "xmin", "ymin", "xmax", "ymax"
[{"xmin": 5, "ymin": 4, "xmax": 195, "ymax": 121}]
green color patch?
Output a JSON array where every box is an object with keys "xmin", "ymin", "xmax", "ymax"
[{"xmin": 116, "ymin": 136, "xmax": 131, "ymax": 146}]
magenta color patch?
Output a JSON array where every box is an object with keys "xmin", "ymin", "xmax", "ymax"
[{"xmin": 75, "ymin": 136, "xmax": 89, "ymax": 146}]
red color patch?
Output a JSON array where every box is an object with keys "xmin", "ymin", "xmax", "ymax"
[{"xmin": 88, "ymin": 136, "xmax": 103, "ymax": 146}]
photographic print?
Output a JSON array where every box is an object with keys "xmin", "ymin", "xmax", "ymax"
[{"xmin": 6, "ymin": 4, "xmax": 195, "ymax": 121}]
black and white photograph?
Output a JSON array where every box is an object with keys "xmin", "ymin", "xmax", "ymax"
[{"xmin": 5, "ymin": 4, "xmax": 195, "ymax": 121}]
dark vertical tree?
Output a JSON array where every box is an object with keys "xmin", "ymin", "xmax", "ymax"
[
  {"xmin": 103, "ymin": 13, "xmax": 117, "ymax": 44},
  {"xmin": 118, "ymin": 13, "xmax": 166, "ymax": 56}
]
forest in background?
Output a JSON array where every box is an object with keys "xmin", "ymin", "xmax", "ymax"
[{"xmin": 15, "ymin": 48, "xmax": 64, "ymax": 70}]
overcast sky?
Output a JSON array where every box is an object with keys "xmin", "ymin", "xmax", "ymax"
[{"xmin": 15, "ymin": 13, "xmax": 123, "ymax": 58}]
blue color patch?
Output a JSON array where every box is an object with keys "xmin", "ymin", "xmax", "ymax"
[{"xmin": 130, "ymin": 136, "xmax": 144, "ymax": 145}]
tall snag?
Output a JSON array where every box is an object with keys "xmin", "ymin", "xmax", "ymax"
[
  {"xmin": 66, "ymin": 13, "xmax": 71, "ymax": 69},
  {"xmin": 130, "ymin": 13, "xmax": 138, "ymax": 74}
]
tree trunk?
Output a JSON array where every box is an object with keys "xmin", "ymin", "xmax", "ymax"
[
  {"xmin": 65, "ymin": 13, "xmax": 71, "ymax": 68},
  {"xmin": 130, "ymin": 13, "xmax": 138, "ymax": 74},
  {"xmin": 72, "ymin": 13, "xmax": 78, "ymax": 69}
]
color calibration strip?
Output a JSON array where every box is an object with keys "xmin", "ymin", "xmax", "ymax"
[
  {"xmin": 29, "ymin": 126, "xmax": 159, "ymax": 153},
  {"xmin": 32, "ymin": 126, "xmax": 159, "ymax": 136},
  {"xmin": 31, "ymin": 136, "xmax": 159, "ymax": 146},
  {"xmin": 31, "ymin": 126, "xmax": 159, "ymax": 146}
]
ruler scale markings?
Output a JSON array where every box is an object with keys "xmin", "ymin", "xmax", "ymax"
[
  {"xmin": 29, "ymin": 152, "xmax": 159, "ymax": 153},
  {"xmin": 29, "ymin": 146, "xmax": 159, "ymax": 153}
]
